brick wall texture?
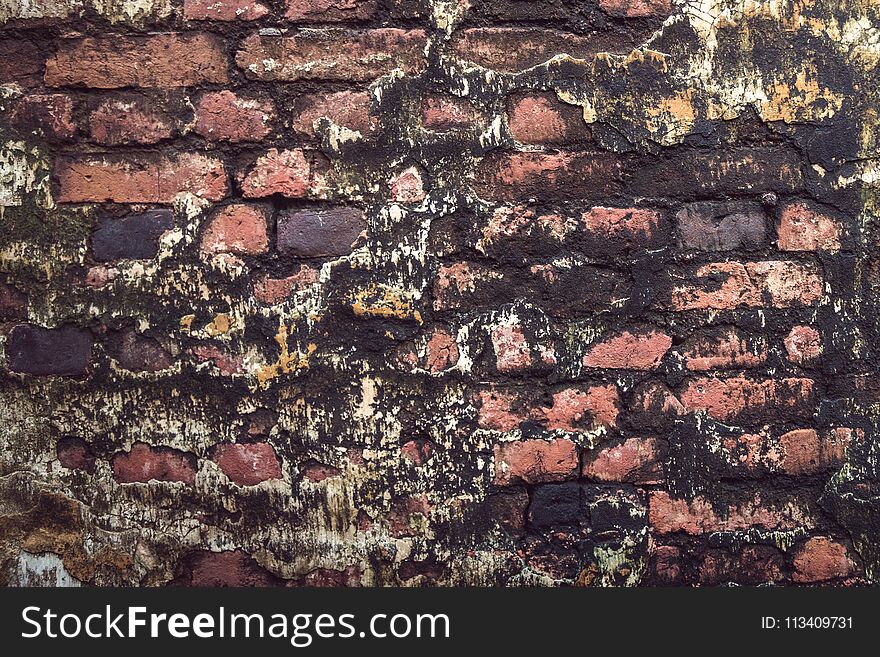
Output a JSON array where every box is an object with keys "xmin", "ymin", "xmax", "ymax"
[{"xmin": 1, "ymin": 0, "xmax": 879, "ymax": 586}]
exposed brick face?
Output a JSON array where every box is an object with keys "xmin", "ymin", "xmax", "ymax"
[
  {"xmin": 195, "ymin": 91, "xmax": 275, "ymax": 143},
  {"xmin": 112, "ymin": 443, "xmax": 197, "ymax": 485},
  {"xmin": 45, "ymin": 34, "xmax": 229, "ymax": 88},
  {"xmin": 212, "ymin": 443, "xmax": 282, "ymax": 486}
]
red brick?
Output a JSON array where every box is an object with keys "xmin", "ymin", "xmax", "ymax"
[
  {"xmin": 473, "ymin": 151, "xmax": 623, "ymax": 201},
  {"xmin": 401, "ymin": 439, "xmax": 435, "ymax": 466},
  {"xmin": 671, "ymin": 261, "xmax": 823, "ymax": 310},
  {"xmin": 679, "ymin": 376, "xmax": 815, "ymax": 423},
  {"xmin": 452, "ymin": 28, "xmax": 621, "ymax": 72},
  {"xmin": 89, "ymin": 98, "xmax": 176, "ymax": 145},
  {"xmin": 792, "ymin": 537, "xmax": 853, "ymax": 582},
  {"xmin": 432, "ymin": 261, "xmax": 502, "ymax": 311},
  {"xmin": 195, "ymin": 91, "xmax": 275, "ymax": 143},
  {"xmin": 301, "ymin": 460, "xmax": 341, "ymax": 482},
  {"xmin": 476, "ymin": 388, "xmax": 529, "ymax": 432},
  {"xmin": 778, "ymin": 202, "xmax": 842, "ymax": 252},
  {"xmin": 507, "ymin": 92, "xmax": 590, "ymax": 144},
  {"xmin": 681, "ymin": 327, "xmax": 766, "ymax": 371},
  {"xmin": 599, "ymin": 0, "xmax": 672, "ymax": 18},
  {"xmin": 425, "ymin": 328, "xmax": 459, "ymax": 372},
  {"xmin": 285, "ymin": 0, "xmax": 377, "ymax": 21},
  {"xmin": 651, "ymin": 545, "xmax": 682, "ymax": 584},
  {"xmin": 212, "ymin": 442, "xmax": 282, "ymax": 486},
  {"xmin": 112, "ymin": 330, "xmax": 172, "ymax": 373},
  {"xmin": 293, "ymin": 91, "xmax": 374, "ymax": 137},
  {"xmin": 493, "ymin": 438, "xmax": 578, "ymax": 486},
  {"xmin": 253, "ymin": 267, "xmax": 320, "ymax": 304},
  {"xmin": 422, "ymin": 96, "xmax": 479, "ymax": 131},
  {"xmin": 583, "ymin": 437, "xmax": 665, "ymax": 483},
  {"xmin": 236, "ymin": 30, "xmax": 427, "ymax": 82},
  {"xmin": 388, "ymin": 495, "xmax": 432, "ymax": 537},
  {"xmin": 242, "ymin": 148, "xmax": 327, "ymax": 199},
  {"xmin": 182, "ymin": 550, "xmax": 278, "ymax": 586},
  {"xmin": 778, "ymin": 428, "xmax": 860, "ymax": 475},
  {"xmin": 184, "ymin": 0, "xmax": 269, "ymax": 20},
  {"xmin": 489, "ymin": 316, "xmax": 555, "ymax": 373},
  {"xmin": 582, "ymin": 329, "xmax": 671, "ymax": 370},
  {"xmin": 112, "ymin": 443, "xmax": 196, "ymax": 485},
  {"xmin": 46, "ymin": 34, "xmax": 228, "ymax": 88},
  {"xmin": 201, "ymin": 204, "xmax": 269, "ymax": 256},
  {"xmin": 581, "ymin": 206, "xmax": 662, "ymax": 247},
  {"xmin": 784, "ymin": 325, "xmax": 822, "ymax": 364},
  {"xmin": 191, "ymin": 345, "xmax": 246, "ymax": 375},
  {"xmin": 56, "ymin": 153, "xmax": 227, "ymax": 203},
  {"xmin": 12, "ymin": 94, "xmax": 76, "ymax": 141},
  {"xmin": 389, "ymin": 166, "xmax": 427, "ymax": 204},
  {"xmin": 649, "ymin": 491, "xmax": 813, "ymax": 535},
  {"xmin": 540, "ymin": 385, "xmax": 619, "ymax": 431}
]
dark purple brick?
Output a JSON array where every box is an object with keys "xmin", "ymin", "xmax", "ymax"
[
  {"xmin": 676, "ymin": 201, "xmax": 766, "ymax": 251},
  {"xmin": 7, "ymin": 324, "xmax": 93, "ymax": 376},
  {"xmin": 91, "ymin": 209, "xmax": 174, "ymax": 261},
  {"xmin": 277, "ymin": 208, "xmax": 365, "ymax": 258}
]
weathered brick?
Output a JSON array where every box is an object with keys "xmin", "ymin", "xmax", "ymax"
[
  {"xmin": 285, "ymin": 0, "xmax": 377, "ymax": 21},
  {"xmin": 45, "ymin": 34, "xmax": 228, "ymax": 88},
  {"xmin": 507, "ymin": 92, "xmax": 590, "ymax": 144},
  {"xmin": 110, "ymin": 330, "xmax": 172, "ymax": 372},
  {"xmin": 649, "ymin": 491, "xmax": 813, "ymax": 534},
  {"xmin": 421, "ymin": 96, "xmax": 479, "ymax": 131},
  {"xmin": 676, "ymin": 201, "xmax": 766, "ymax": 251},
  {"xmin": 195, "ymin": 91, "xmax": 275, "ymax": 143},
  {"xmin": 699, "ymin": 546, "xmax": 784, "ymax": 585},
  {"xmin": 529, "ymin": 482, "xmax": 581, "ymax": 527},
  {"xmin": 494, "ymin": 438, "xmax": 578, "ymax": 485},
  {"xmin": 276, "ymin": 207, "xmax": 365, "ymax": 257},
  {"xmin": 112, "ymin": 443, "xmax": 196, "ymax": 485},
  {"xmin": 599, "ymin": 0, "xmax": 672, "ymax": 18},
  {"xmin": 778, "ymin": 428, "xmax": 860, "ymax": 475},
  {"xmin": 292, "ymin": 91, "xmax": 374, "ymax": 137},
  {"xmin": 389, "ymin": 166, "xmax": 427, "ymax": 204},
  {"xmin": 184, "ymin": 0, "xmax": 269, "ymax": 20},
  {"xmin": 201, "ymin": 204, "xmax": 269, "ymax": 256},
  {"xmin": 784, "ymin": 325, "xmax": 822, "ymax": 364},
  {"xmin": 56, "ymin": 154, "xmax": 228, "ymax": 203},
  {"xmin": 11, "ymin": 94, "xmax": 76, "ymax": 141},
  {"xmin": 489, "ymin": 316, "xmax": 555, "ymax": 374},
  {"xmin": 777, "ymin": 201, "xmax": 842, "ymax": 252},
  {"xmin": 582, "ymin": 330, "xmax": 672, "ymax": 370},
  {"xmin": 671, "ymin": 261, "xmax": 823, "ymax": 310},
  {"xmin": 0, "ymin": 39, "xmax": 42, "ymax": 86},
  {"xmin": 630, "ymin": 148, "xmax": 803, "ymax": 197},
  {"xmin": 253, "ymin": 267, "xmax": 320, "ymax": 304},
  {"xmin": 56, "ymin": 436, "xmax": 95, "ymax": 473},
  {"xmin": 92, "ymin": 209, "xmax": 174, "ymax": 261},
  {"xmin": 540, "ymin": 385, "xmax": 620, "ymax": 431},
  {"xmin": 681, "ymin": 327, "xmax": 766, "ymax": 371},
  {"xmin": 792, "ymin": 537, "xmax": 853, "ymax": 582},
  {"xmin": 473, "ymin": 151, "xmax": 624, "ymax": 201},
  {"xmin": 301, "ymin": 460, "xmax": 342, "ymax": 482},
  {"xmin": 583, "ymin": 437, "xmax": 665, "ymax": 483},
  {"xmin": 212, "ymin": 442, "xmax": 282, "ymax": 486},
  {"xmin": 679, "ymin": 376, "xmax": 815, "ymax": 423},
  {"xmin": 236, "ymin": 30, "xmax": 427, "ymax": 82},
  {"xmin": 178, "ymin": 550, "xmax": 279, "ymax": 586},
  {"xmin": 241, "ymin": 148, "xmax": 327, "ymax": 199},
  {"xmin": 425, "ymin": 328, "xmax": 459, "ymax": 372},
  {"xmin": 0, "ymin": 282, "xmax": 28, "ymax": 320},
  {"xmin": 452, "ymin": 28, "xmax": 621, "ymax": 72},
  {"xmin": 7, "ymin": 324, "xmax": 93, "ymax": 376},
  {"xmin": 89, "ymin": 97, "xmax": 176, "ymax": 145}
]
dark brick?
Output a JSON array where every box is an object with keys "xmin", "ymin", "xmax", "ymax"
[
  {"xmin": 110, "ymin": 330, "xmax": 172, "ymax": 372},
  {"xmin": 277, "ymin": 208, "xmax": 366, "ymax": 257},
  {"xmin": 529, "ymin": 482, "xmax": 581, "ymax": 527},
  {"xmin": 676, "ymin": 201, "xmax": 766, "ymax": 251},
  {"xmin": 92, "ymin": 210, "xmax": 174, "ymax": 261},
  {"xmin": 7, "ymin": 324, "xmax": 93, "ymax": 376}
]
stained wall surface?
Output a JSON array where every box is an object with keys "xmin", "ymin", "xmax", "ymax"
[{"xmin": 1, "ymin": 0, "xmax": 879, "ymax": 586}]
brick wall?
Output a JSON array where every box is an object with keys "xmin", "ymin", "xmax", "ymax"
[{"xmin": 0, "ymin": 0, "xmax": 878, "ymax": 586}]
